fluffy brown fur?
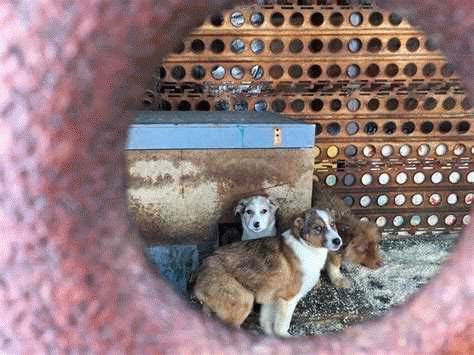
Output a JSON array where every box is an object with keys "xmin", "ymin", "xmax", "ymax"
[
  {"xmin": 312, "ymin": 183, "xmax": 383, "ymax": 288},
  {"xmin": 193, "ymin": 211, "xmax": 334, "ymax": 331}
]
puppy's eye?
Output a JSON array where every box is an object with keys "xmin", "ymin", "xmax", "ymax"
[
  {"xmin": 330, "ymin": 222, "xmax": 335, "ymax": 228},
  {"xmin": 261, "ymin": 209, "xmax": 267, "ymax": 214},
  {"xmin": 314, "ymin": 226, "xmax": 322, "ymax": 233},
  {"xmin": 246, "ymin": 210, "xmax": 253, "ymax": 215}
]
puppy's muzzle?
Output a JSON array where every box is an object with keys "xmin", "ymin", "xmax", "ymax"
[{"xmin": 325, "ymin": 231, "xmax": 342, "ymax": 252}]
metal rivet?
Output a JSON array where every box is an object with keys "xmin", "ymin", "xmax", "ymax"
[
  {"xmin": 429, "ymin": 193, "xmax": 442, "ymax": 206},
  {"xmin": 396, "ymin": 172, "xmax": 408, "ymax": 185},
  {"xmin": 395, "ymin": 194, "xmax": 406, "ymax": 206}
]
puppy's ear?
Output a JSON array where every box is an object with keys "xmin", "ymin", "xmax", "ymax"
[
  {"xmin": 355, "ymin": 241, "xmax": 369, "ymax": 253},
  {"xmin": 329, "ymin": 208, "xmax": 337, "ymax": 219},
  {"xmin": 292, "ymin": 216, "xmax": 305, "ymax": 238},
  {"xmin": 268, "ymin": 197, "xmax": 279, "ymax": 213},
  {"xmin": 234, "ymin": 198, "xmax": 248, "ymax": 216}
]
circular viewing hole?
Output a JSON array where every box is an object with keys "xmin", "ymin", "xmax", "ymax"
[
  {"xmin": 423, "ymin": 63, "xmax": 437, "ymax": 77},
  {"xmin": 290, "ymin": 12, "xmax": 304, "ymax": 26},
  {"xmin": 425, "ymin": 37, "xmax": 439, "ymax": 51},
  {"xmin": 383, "ymin": 121, "xmax": 397, "ymax": 135},
  {"xmin": 403, "ymin": 63, "xmax": 418, "ymax": 77},
  {"xmin": 270, "ymin": 12, "xmax": 284, "ymax": 27},
  {"xmin": 173, "ymin": 42, "xmax": 185, "ymax": 54},
  {"xmin": 289, "ymin": 39, "xmax": 304, "ymax": 53},
  {"xmin": 250, "ymin": 39, "xmax": 265, "ymax": 54},
  {"xmin": 402, "ymin": 122, "xmax": 415, "ymax": 134},
  {"xmin": 196, "ymin": 100, "xmax": 210, "ymax": 111},
  {"xmin": 423, "ymin": 97, "xmax": 437, "ymax": 110},
  {"xmin": 461, "ymin": 97, "xmax": 472, "ymax": 110},
  {"xmin": 457, "ymin": 121, "xmax": 470, "ymax": 133},
  {"xmin": 288, "ymin": 65, "xmax": 303, "ymax": 79},
  {"xmin": 210, "ymin": 13, "xmax": 224, "ymax": 26},
  {"xmin": 271, "ymin": 99, "xmax": 286, "ymax": 113},
  {"xmin": 177, "ymin": 100, "xmax": 191, "ymax": 111},
  {"xmin": 364, "ymin": 121, "xmax": 378, "ymax": 135},
  {"xmin": 417, "ymin": 144, "xmax": 430, "ymax": 156},
  {"xmin": 269, "ymin": 65, "xmax": 284, "ymax": 79},
  {"xmin": 325, "ymin": 175, "xmax": 337, "ymax": 187},
  {"xmin": 308, "ymin": 65, "xmax": 322, "ymax": 78},
  {"xmin": 327, "ymin": 122, "xmax": 341, "ymax": 136},
  {"xmin": 308, "ymin": 39, "xmax": 323, "ymax": 53},
  {"xmin": 347, "ymin": 98, "xmax": 360, "ymax": 112},
  {"xmin": 404, "ymin": 97, "xmax": 418, "ymax": 111},
  {"xmin": 395, "ymin": 194, "xmax": 406, "ymax": 206},
  {"xmin": 250, "ymin": 12, "xmax": 264, "ymax": 27},
  {"xmin": 231, "ymin": 39, "xmax": 245, "ymax": 54},
  {"xmin": 327, "ymin": 146, "xmax": 339, "ymax": 159},
  {"xmin": 330, "ymin": 99, "xmax": 342, "ymax": 111},
  {"xmin": 369, "ymin": 12, "xmax": 383, "ymax": 26},
  {"xmin": 367, "ymin": 98, "xmax": 380, "ymax": 111},
  {"xmin": 376, "ymin": 216, "xmax": 387, "ymax": 227},
  {"xmin": 439, "ymin": 121, "xmax": 452, "ymax": 133},
  {"xmin": 328, "ymin": 38, "xmax": 343, "ymax": 53},
  {"xmin": 215, "ymin": 100, "xmax": 229, "ymax": 111},
  {"xmin": 421, "ymin": 121, "xmax": 434, "ymax": 134},
  {"xmin": 311, "ymin": 99, "xmax": 324, "ymax": 112},
  {"xmin": 250, "ymin": 65, "xmax": 264, "ymax": 80},
  {"xmin": 346, "ymin": 121, "xmax": 359, "ymax": 135},
  {"xmin": 315, "ymin": 123, "xmax": 322, "ymax": 136},
  {"xmin": 349, "ymin": 12, "xmax": 363, "ymax": 26},
  {"xmin": 343, "ymin": 196, "xmax": 354, "ymax": 206},
  {"xmin": 234, "ymin": 99, "xmax": 248, "ymax": 112},
  {"xmin": 441, "ymin": 63, "xmax": 455, "ymax": 77},
  {"xmin": 386, "ymin": 98, "xmax": 399, "ymax": 111},
  {"xmin": 327, "ymin": 65, "xmax": 341, "ymax": 78},
  {"xmin": 254, "ymin": 100, "xmax": 267, "ymax": 112},
  {"xmin": 389, "ymin": 12, "xmax": 402, "ymax": 25},
  {"xmin": 443, "ymin": 97, "xmax": 456, "ymax": 110},
  {"xmin": 210, "ymin": 39, "xmax": 225, "ymax": 53},
  {"xmin": 367, "ymin": 38, "xmax": 382, "ymax": 52},
  {"xmin": 385, "ymin": 63, "xmax": 399, "ymax": 77},
  {"xmin": 230, "ymin": 66, "xmax": 244, "ymax": 80},
  {"xmin": 348, "ymin": 38, "xmax": 362, "ymax": 53},
  {"xmin": 366, "ymin": 64, "xmax": 380, "ymax": 77},
  {"xmin": 158, "ymin": 66, "xmax": 166, "ymax": 79},
  {"xmin": 191, "ymin": 65, "xmax": 206, "ymax": 80},
  {"xmin": 211, "ymin": 65, "xmax": 225, "ymax": 80},
  {"xmin": 400, "ymin": 144, "xmax": 412, "ymax": 157},
  {"xmin": 346, "ymin": 64, "xmax": 360, "ymax": 78},
  {"xmin": 329, "ymin": 12, "xmax": 344, "ymax": 26},
  {"xmin": 158, "ymin": 100, "xmax": 171, "ymax": 111},
  {"xmin": 191, "ymin": 39, "xmax": 205, "ymax": 53},
  {"xmin": 454, "ymin": 144, "xmax": 466, "ymax": 156},
  {"xmin": 171, "ymin": 65, "xmax": 186, "ymax": 80},
  {"xmin": 291, "ymin": 99, "xmax": 305, "ymax": 112},
  {"xmin": 343, "ymin": 173, "xmax": 356, "ymax": 185},
  {"xmin": 387, "ymin": 37, "xmax": 401, "ymax": 52},
  {"xmin": 270, "ymin": 39, "xmax": 284, "ymax": 54},
  {"xmin": 344, "ymin": 145, "xmax": 358, "ymax": 158},
  {"xmin": 230, "ymin": 11, "xmax": 245, "ymax": 27},
  {"xmin": 363, "ymin": 145, "xmax": 376, "ymax": 158},
  {"xmin": 310, "ymin": 12, "xmax": 324, "ymax": 26},
  {"xmin": 406, "ymin": 37, "xmax": 420, "ymax": 52}
]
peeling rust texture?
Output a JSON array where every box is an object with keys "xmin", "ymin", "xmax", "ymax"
[
  {"xmin": 127, "ymin": 149, "xmax": 314, "ymax": 245},
  {"xmin": 0, "ymin": 0, "xmax": 473, "ymax": 354}
]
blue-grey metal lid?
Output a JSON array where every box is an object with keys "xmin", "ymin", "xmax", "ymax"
[{"xmin": 127, "ymin": 111, "xmax": 315, "ymax": 150}]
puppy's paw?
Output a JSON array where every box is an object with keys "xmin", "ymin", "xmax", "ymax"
[
  {"xmin": 333, "ymin": 276, "xmax": 352, "ymax": 289},
  {"xmin": 274, "ymin": 330, "xmax": 291, "ymax": 337}
]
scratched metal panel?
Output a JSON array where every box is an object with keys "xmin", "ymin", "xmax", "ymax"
[
  {"xmin": 140, "ymin": 0, "xmax": 474, "ymax": 235},
  {"xmin": 127, "ymin": 148, "xmax": 314, "ymax": 245}
]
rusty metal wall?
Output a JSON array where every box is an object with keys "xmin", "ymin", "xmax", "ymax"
[{"xmin": 142, "ymin": 0, "xmax": 473, "ymax": 234}]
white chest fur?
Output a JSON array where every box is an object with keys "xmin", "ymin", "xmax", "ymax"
[{"xmin": 282, "ymin": 230, "xmax": 328, "ymax": 300}]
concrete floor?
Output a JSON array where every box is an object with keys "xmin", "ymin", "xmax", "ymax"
[{"xmin": 242, "ymin": 233, "xmax": 459, "ymax": 336}]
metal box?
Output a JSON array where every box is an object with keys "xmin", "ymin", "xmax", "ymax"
[{"xmin": 126, "ymin": 111, "xmax": 315, "ymax": 247}]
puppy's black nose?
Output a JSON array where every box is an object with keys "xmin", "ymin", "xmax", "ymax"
[
  {"xmin": 333, "ymin": 238, "xmax": 341, "ymax": 246},
  {"xmin": 253, "ymin": 221, "xmax": 260, "ymax": 228}
]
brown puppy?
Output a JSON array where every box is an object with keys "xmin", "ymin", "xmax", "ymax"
[
  {"xmin": 312, "ymin": 183, "xmax": 383, "ymax": 288},
  {"xmin": 193, "ymin": 208, "xmax": 342, "ymax": 336}
]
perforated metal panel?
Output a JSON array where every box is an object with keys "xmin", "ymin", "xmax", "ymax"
[{"xmin": 141, "ymin": 0, "xmax": 473, "ymax": 234}]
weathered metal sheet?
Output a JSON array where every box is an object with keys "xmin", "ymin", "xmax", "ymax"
[{"xmin": 127, "ymin": 148, "xmax": 314, "ymax": 245}]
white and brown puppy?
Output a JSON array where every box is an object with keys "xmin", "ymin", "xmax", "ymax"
[
  {"xmin": 193, "ymin": 208, "xmax": 342, "ymax": 336},
  {"xmin": 234, "ymin": 195, "xmax": 279, "ymax": 240}
]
